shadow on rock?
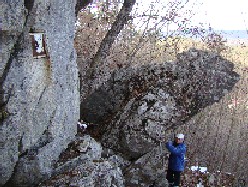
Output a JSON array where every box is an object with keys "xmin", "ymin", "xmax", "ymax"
[{"xmin": 80, "ymin": 48, "xmax": 239, "ymax": 186}]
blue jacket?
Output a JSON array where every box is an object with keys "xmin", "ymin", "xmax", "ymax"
[{"xmin": 166, "ymin": 141, "xmax": 186, "ymax": 171}]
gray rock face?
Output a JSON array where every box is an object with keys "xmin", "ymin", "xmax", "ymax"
[
  {"xmin": 0, "ymin": 0, "xmax": 241, "ymax": 186},
  {"xmin": 71, "ymin": 156, "xmax": 125, "ymax": 187},
  {"xmin": 81, "ymin": 49, "xmax": 239, "ymax": 186},
  {"xmin": 124, "ymin": 146, "xmax": 169, "ymax": 187},
  {"xmin": 0, "ymin": 0, "xmax": 80, "ymax": 186},
  {"xmin": 1, "ymin": 1, "xmax": 25, "ymax": 33},
  {"xmin": 39, "ymin": 135, "xmax": 125, "ymax": 187},
  {"xmin": 89, "ymin": 50, "xmax": 239, "ymax": 148}
]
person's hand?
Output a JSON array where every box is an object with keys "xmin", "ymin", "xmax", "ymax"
[
  {"xmin": 167, "ymin": 141, "xmax": 172, "ymax": 145},
  {"xmin": 166, "ymin": 140, "xmax": 172, "ymax": 149}
]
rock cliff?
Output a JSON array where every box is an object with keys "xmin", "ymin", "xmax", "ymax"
[
  {"xmin": 0, "ymin": 0, "xmax": 241, "ymax": 186},
  {"xmin": 1, "ymin": 0, "xmax": 79, "ymax": 186}
]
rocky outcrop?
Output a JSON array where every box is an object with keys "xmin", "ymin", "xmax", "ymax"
[
  {"xmin": 1, "ymin": 0, "xmax": 79, "ymax": 186},
  {"xmin": 0, "ymin": 0, "xmax": 241, "ymax": 186},
  {"xmin": 81, "ymin": 48, "xmax": 239, "ymax": 186},
  {"xmin": 123, "ymin": 145, "xmax": 169, "ymax": 187},
  {"xmin": 39, "ymin": 135, "xmax": 125, "ymax": 187}
]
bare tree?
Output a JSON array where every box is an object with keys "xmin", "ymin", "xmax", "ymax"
[
  {"xmin": 87, "ymin": 0, "xmax": 137, "ymax": 80},
  {"xmin": 76, "ymin": 0, "xmax": 195, "ymax": 92}
]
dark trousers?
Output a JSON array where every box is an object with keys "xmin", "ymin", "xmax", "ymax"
[{"xmin": 166, "ymin": 169, "xmax": 181, "ymax": 186}]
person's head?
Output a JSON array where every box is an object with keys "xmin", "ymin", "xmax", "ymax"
[{"xmin": 174, "ymin": 134, "xmax": 184, "ymax": 144}]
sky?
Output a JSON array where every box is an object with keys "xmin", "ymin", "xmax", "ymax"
[
  {"xmin": 85, "ymin": 0, "xmax": 248, "ymax": 31},
  {"xmin": 132, "ymin": 0, "xmax": 248, "ymax": 31},
  {"xmin": 194, "ymin": 0, "xmax": 248, "ymax": 30}
]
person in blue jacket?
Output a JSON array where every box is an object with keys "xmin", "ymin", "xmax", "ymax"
[{"xmin": 166, "ymin": 134, "xmax": 186, "ymax": 187}]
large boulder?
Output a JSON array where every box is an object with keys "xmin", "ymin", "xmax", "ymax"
[
  {"xmin": 99, "ymin": 49, "xmax": 239, "ymax": 155},
  {"xmin": 81, "ymin": 48, "xmax": 239, "ymax": 186},
  {"xmin": 0, "ymin": 0, "xmax": 80, "ymax": 186}
]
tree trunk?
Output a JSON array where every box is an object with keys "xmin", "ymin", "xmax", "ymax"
[{"xmin": 87, "ymin": 0, "xmax": 136, "ymax": 80}]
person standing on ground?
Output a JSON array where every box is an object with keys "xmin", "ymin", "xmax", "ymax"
[{"xmin": 166, "ymin": 134, "xmax": 186, "ymax": 187}]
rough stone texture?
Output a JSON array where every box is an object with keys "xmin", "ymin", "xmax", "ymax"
[
  {"xmin": 1, "ymin": 1, "xmax": 25, "ymax": 33},
  {"xmin": 72, "ymin": 157, "xmax": 125, "ymax": 187},
  {"xmin": 39, "ymin": 135, "xmax": 125, "ymax": 187},
  {"xmin": 0, "ymin": 33, "xmax": 17, "ymax": 78},
  {"xmin": 0, "ymin": 0, "xmax": 80, "ymax": 186},
  {"xmin": 85, "ymin": 49, "xmax": 239, "ymax": 149},
  {"xmin": 81, "ymin": 49, "xmax": 239, "ymax": 186},
  {"xmin": 124, "ymin": 146, "xmax": 169, "ymax": 187},
  {"xmin": 0, "ymin": 1, "xmax": 242, "ymax": 186}
]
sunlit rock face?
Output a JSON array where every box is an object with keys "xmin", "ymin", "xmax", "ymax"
[{"xmin": 0, "ymin": 0, "xmax": 80, "ymax": 186}]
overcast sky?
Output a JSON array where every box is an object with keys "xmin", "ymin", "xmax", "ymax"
[
  {"xmin": 132, "ymin": 0, "xmax": 248, "ymax": 31},
  {"xmin": 87, "ymin": 0, "xmax": 248, "ymax": 31},
  {"xmin": 195, "ymin": 0, "xmax": 247, "ymax": 30}
]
